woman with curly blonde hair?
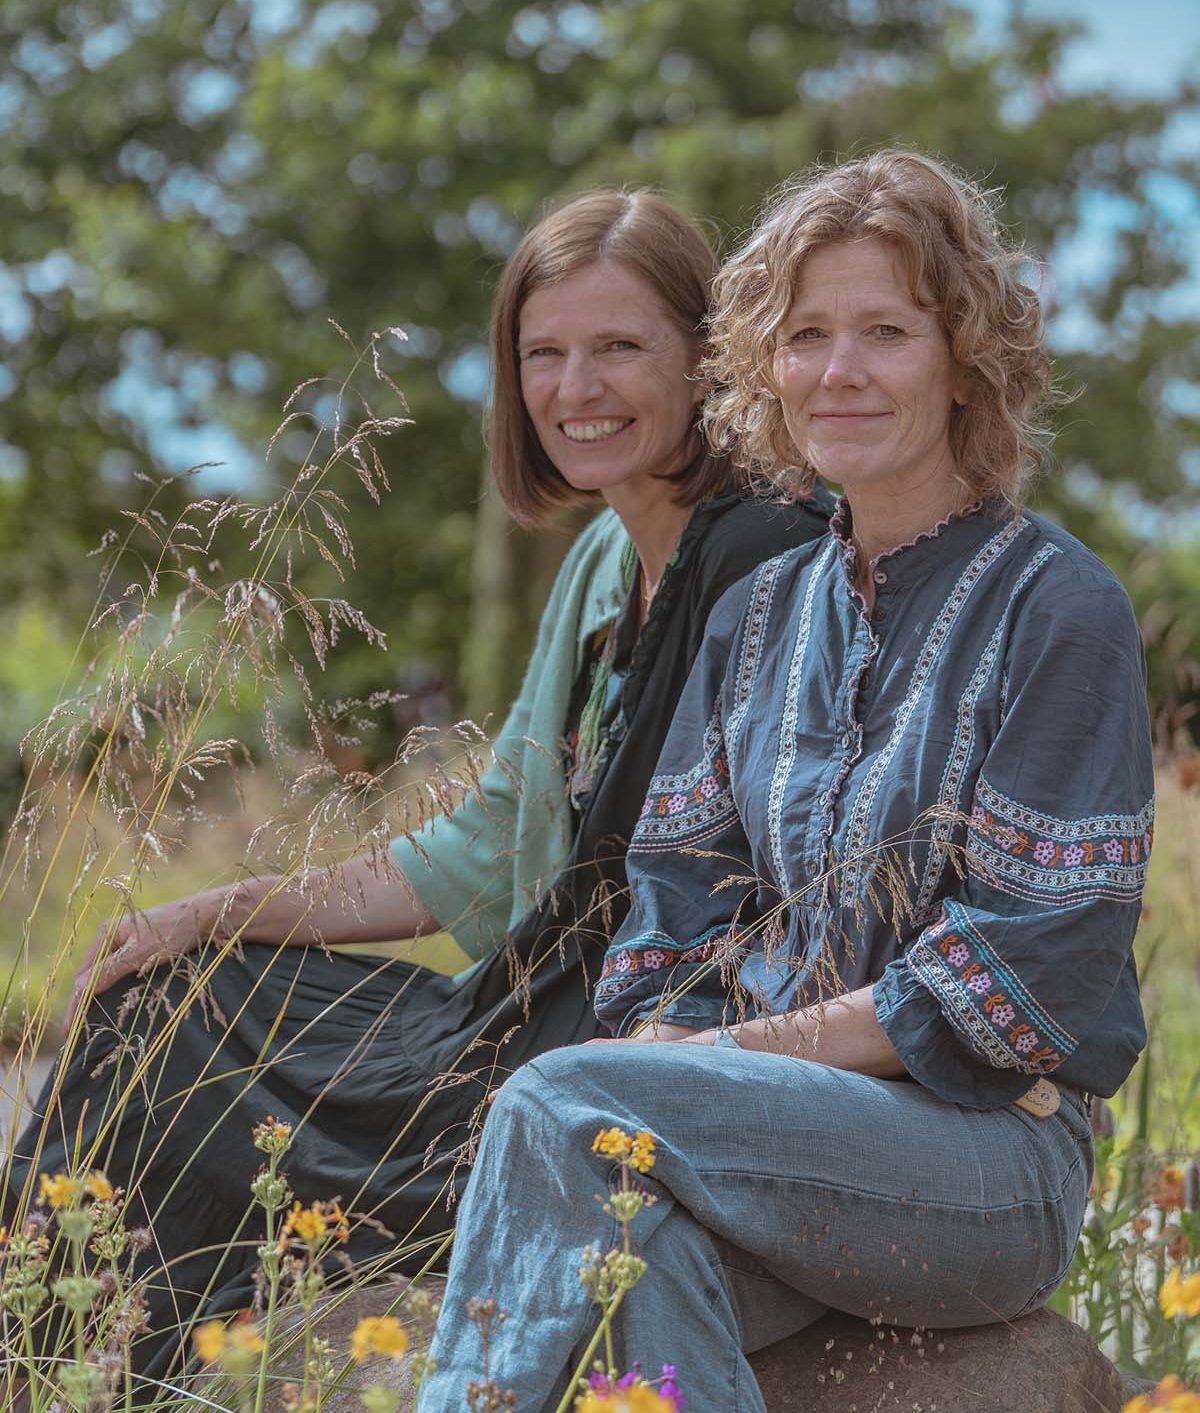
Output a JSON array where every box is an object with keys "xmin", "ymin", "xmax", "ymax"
[{"xmin": 417, "ymin": 151, "xmax": 1153, "ymax": 1412}]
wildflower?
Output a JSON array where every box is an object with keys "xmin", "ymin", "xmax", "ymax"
[
  {"xmin": 1131, "ymin": 1214, "xmax": 1153, "ymax": 1237},
  {"xmin": 629, "ymin": 1131, "xmax": 657, "ymax": 1174},
  {"xmin": 1147, "ymin": 1167, "xmax": 1186, "ymax": 1212},
  {"xmin": 279, "ymin": 1199, "xmax": 348, "ymax": 1248},
  {"xmin": 1165, "ymin": 1226, "xmax": 1192, "ymax": 1263},
  {"xmin": 576, "ymin": 1386, "xmax": 680, "ymax": 1412},
  {"xmin": 37, "ymin": 1173, "xmax": 83, "ymax": 1209},
  {"xmin": 1122, "ymin": 1374, "xmax": 1200, "ymax": 1412},
  {"xmin": 193, "ymin": 1320, "xmax": 227, "ymax": 1365},
  {"xmin": 84, "ymin": 1170, "xmax": 115, "ymax": 1202},
  {"xmin": 350, "ymin": 1315, "xmax": 410, "ymax": 1361},
  {"xmin": 252, "ymin": 1115, "xmax": 294, "ymax": 1156},
  {"xmin": 1160, "ymin": 1267, "xmax": 1200, "ymax": 1320},
  {"xmin": 593, "ymin": 1128, "xmax": 634, "ymax": 1161}
]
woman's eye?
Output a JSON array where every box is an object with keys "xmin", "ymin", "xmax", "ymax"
[
  {"xmin": 606, "ymin": 339, "xmax": 639, "ymax": 352},
  {"xmin": 522, "ymin": 346, "xmax": 560, "ymax": 360},
  {"xmin": 875, "ymin": 324, "xmax": 904, "ymax": 339},
  {"xmin": 788, "ymin": 327, "xmax": 823, "ymax": 344}
]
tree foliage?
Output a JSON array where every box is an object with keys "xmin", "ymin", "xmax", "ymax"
[{"xmin": 1, "ymin": 0, "xmax": 1197, "ymax": 739}]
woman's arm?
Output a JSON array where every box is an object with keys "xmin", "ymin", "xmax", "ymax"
[
  {"xmin": 680, "ymin": 985, "xmax": 907, "ymax": 1078},
  {"xmin": 67, "ymin": 853, "xmax": 437, "ymax": 1025}
]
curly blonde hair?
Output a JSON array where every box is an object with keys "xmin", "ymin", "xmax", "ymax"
[{"xmin": 703, "ymin": 150, "xmax": 1057, "ymax": 504}]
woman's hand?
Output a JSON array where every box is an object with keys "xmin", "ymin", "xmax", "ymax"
[
  {"xmin": 66, "ymin": 886, "xmax": 232, "ymax": 1028},
  {"xmin": 586, "ymin": 1022, "xmax": 702, "ymax": 1045}
]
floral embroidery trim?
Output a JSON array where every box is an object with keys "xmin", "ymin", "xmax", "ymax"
[
  {"xmin": 767, "ymin": 542, "xmax": 832, "ymax": 900},
  {"xmin": 913, "ymin": 543, "xmax": 1060, "ymax": 923},
  {"xmin": 839, "ymin": 517, "xmax": 1027, "ymax": 906},
  {"xmin": 968, "ymin": 774, "xmax": 1153, "ymax": 904},
  {"xmin": 907, "ymin": 901, "xmax": 1076, "ymax": 1074},
  {"xmin": 632, "ymin": 708, "xmax": 736, "ymax": 851},
  {"xmin": 595, "ymin": 925, "xmax": 739, "ymax": 1012}
]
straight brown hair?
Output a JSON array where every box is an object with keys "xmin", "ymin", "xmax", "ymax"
[{"xmin": 490, "ymin": 189, "xmax": 740, "ymax": 527}]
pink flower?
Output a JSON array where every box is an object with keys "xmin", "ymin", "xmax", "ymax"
[
  {"xmin": 667, "ymin": 794, "xmax": 688, "ymax": 815},
  {"xmin": 1142, "ymin": 829, "xmax": 1153, "ymax": 857},
  {"xmin": 1014, "ymin": 1031, "xmax": 1040, "ymax": 1053},
  {"xmin": 1062, "ymin": 843, "xmax": 1084, "ymax": 867},
  {"xmin": 1129, "ymin": 839, "xmax": 1140, "ymax": 864},
  {"xmin": 990, "ymin": 1003, "xmax": 1016, "ymax": 1028},
  {"xmin": 947, "ymin": 943, "xmax": 969, "ymax": 967},
  {"xmin": 994, "ymin": 826, "xmax": 1018, "ymax": 852},
  {"xmin": 699, "ymin": 775, "xmax": 721, "ymax": 799},
  {"xmin": 614, "ymin": 953, "xmax": 634, "ymax": 973},
  {"xmin": 1103, "ymin": 838, "xmax": 1125, "ymax": 865},
  {"xmin": 966, "ymin": 971, "xmax": 993, "ymax": 995},
  {"xmin": 1033, "ymin": 840, "xmax": 1057, "ymax": 867},
  {"xmin": 641, "ymin": 950, "xmax": 667, "ymax": 970},
  {"xmin": 971, "ymin": 805, "xmax": 987, "ymax": 825}
]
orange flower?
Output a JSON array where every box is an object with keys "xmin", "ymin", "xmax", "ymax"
[{"xmin": 1147, "ymin": 1167, "xmax": 1186, "ymax": 1212}]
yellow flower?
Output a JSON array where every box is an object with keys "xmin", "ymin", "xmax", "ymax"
[
  {"xmin": 351, "ymin": 1315, "xmax": 410, "ymax": 1362},
  {"xmin": 593, "ymin": 1128, "xmax": 634, "ymax": 1161},
  {"xmin": 284, "ymin": 1201, "xmax": 328, "ymax": 1243},
  {"xmin": 37, "ymin": 1173, "xmax": 83, "ymax": 1210},
  {"xmin": 576, "ymin": 1388, "xmax": 677, "ymax": 1412},
  {"xmin": 84, "ymin": 1171, "xmax": 115, "ymax": 1202},
  {"xmin": 1160, "ymin": 1267, "xmax": 1200, "ymax": 1320},
  {"xmin": 629, "ymin": 1131, "xmax": 657, "ymax": 1174},
  {"xmin": 227, "ymin": 1320, "xmax": 266, "ymax": 1357},
  {"xmin": 1123, "ymin": 1375, "xmax": 1200, "ymax": 1412},
  {"xmin": 193, "ymin": 1320, "xmax": 227, "ymax": 1365}
]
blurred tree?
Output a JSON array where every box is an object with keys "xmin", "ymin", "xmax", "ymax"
[{"xmin": 0, "ymin": 0, "xmax": 1196, "ymax": 742}]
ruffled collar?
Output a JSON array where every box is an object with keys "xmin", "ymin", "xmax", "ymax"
[{"xmin": 830, "ymin": 495, "xmax": 1016, "ymax": 598}]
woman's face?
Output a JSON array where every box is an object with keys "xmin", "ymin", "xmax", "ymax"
[
  {"xmin": 772, "ymin": 237, "xmax": 969, "ymax": 500},
  {"xmin": 518, "ymin": 260, "xmax": 702, "ymax": 500}
]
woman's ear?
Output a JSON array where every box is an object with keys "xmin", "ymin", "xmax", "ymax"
[{"xmin": 952, "ymin": 365, "xmax": 972, "ymax": 407}]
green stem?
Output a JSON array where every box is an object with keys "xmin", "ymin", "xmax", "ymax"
[
  {"xmin": 24, "ymin": 1320, "xmax": 47, "ymax": 1413},
  {"xmin": 552, "ymin": 1289, "xmax": 627, "ymax": 1413}
]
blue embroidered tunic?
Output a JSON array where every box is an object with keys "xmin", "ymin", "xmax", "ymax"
[{"xmin": 594, "ymin": 501, "xmax": 1154, "ymax": 1109}]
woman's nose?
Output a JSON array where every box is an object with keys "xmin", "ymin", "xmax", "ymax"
[
  {"xmin": 558, "ymin": 351, "xmax": 604, "ymax": 404},
  {"xmin": 820, "ymin": 339, "xmax": 867, "ymax": 390}
]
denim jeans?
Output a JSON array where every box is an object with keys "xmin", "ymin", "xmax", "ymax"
[{"xmin": 416, "ymin": 1042, "xmax": 1092, "ymax": 1412}]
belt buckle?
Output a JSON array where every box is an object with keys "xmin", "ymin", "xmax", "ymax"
[{"xmin": 1014, "ymin": 1078, "xmax": 1060, "ymax": 1118}]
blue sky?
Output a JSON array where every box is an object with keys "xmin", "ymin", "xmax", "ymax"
[{"xmin": 964, "ymin": 0, "xmax": 1200, "ymax": 94}]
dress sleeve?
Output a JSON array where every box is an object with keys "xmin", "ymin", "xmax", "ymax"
[
  {"xmin": 874, "ymin": 569, "xmax": 1154, "ymax": 1108},
  {"xmin": 389, "ymin": 512, "xmax": 628, "ymax": 959},
  {"xmin": 595, "ymin": 571, "xmax": 765, "ymax": 1037}
]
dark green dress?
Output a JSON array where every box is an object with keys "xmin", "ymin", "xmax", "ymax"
[{"xmin": 7, "ymin": 489, "xmax": 831, "ymax": 1378}]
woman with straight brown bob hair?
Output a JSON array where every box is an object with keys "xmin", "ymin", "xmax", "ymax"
[{"xmin": 16, "ymin": 187, "xmax": 830, "ymax": 1380}]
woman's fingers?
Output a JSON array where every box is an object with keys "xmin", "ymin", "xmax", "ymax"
[{"xmin": 66, "ymin": 916, "xmax": 171, "ymax": 1026}]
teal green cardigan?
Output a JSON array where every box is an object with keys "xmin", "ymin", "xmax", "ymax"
[{"xmin": 389, "ymin": 510, "xmax": 630, "ymax": 959}]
